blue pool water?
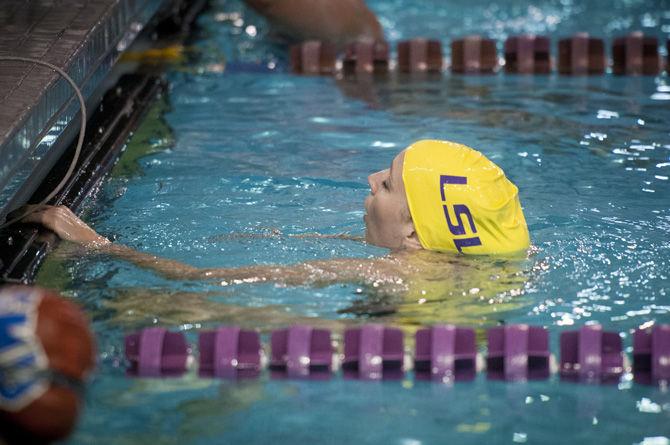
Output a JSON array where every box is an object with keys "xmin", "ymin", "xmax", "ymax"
[{"xmin": 36, "ymin": 0, "xmax": 670, "ymax": 443}]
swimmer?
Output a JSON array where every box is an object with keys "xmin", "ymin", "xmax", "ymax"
[
  {"xmin": 17, "ymin": 140, "xmax": 530, "ymax": 294},
  {"xmin": 243, "ymin": 0, "xmax": 383, "ymax": 46}
]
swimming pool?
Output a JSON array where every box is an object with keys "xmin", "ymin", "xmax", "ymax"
[{"xmin": 36, "ymin": 0, "xmax": 670, "ymax": 443}]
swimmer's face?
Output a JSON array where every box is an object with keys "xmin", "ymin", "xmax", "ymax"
[{"xmin": 364, "ymin": 150, "xmax": 421, "ymax": 250}]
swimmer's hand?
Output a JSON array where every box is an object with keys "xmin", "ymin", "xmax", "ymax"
[
  {"xmin": 14, "ymin": 205, "xmax": 111, "ymax": 246},
  {"xmin": 11, "ymin": 206, "xmax": 400, "ymax": 288}
]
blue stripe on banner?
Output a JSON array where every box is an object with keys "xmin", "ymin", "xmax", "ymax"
[{"xmin": 0, "ymin": 289, "xmax": 48, "ymax": 411}]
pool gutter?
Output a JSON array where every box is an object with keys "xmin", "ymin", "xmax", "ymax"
[
  {"xmin": 0, "ymin": 0, "xmax": 207, "ymax": 283},
  {"xmin": 0, "ymin": 0, "xmax": 174, "ymax": 220}
]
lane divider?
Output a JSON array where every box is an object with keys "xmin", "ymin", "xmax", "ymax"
[
  {"xmin": 451, "ymin": 36, "xmax": 498, "ymax": 74},
  {"xmin": 124, "ymin": 323, "xmax": 670, "ymax": 386},
  {"xmin": 558, "ymin": 33, "xmax": 606, "ymax": 75},
  {"xmin": 343, "ymin": 41, "xmax": 390, "ymax": 75},
  {"xmin": 289, "ymin": 33, "xmax": 667, "ymax": 76},
  {"xmin": 504, "ymin": 35, "xmax": 551, "ymax": 74},
  {"xmin": 397, "ymin": 39, "xmax": 443, "ymax": 73},
  {"xmin": 486, "ymin": 325, "xmax": 550, "ymax": 381},
  {"xmin": 415, "ymin": 325, "xmax": 476, "ymax": 382}
]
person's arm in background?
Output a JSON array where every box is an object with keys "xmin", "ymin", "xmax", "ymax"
[
  {"xmin": 18, "ymin": 205, "xmax": 407, "ymax": 287},
  {"xmin": 243, "ymin": 0, "xmax": 383, "ymax": 46}
]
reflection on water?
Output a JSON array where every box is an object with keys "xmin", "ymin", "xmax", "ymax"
[
  {"xmin": 74, "ymin": 375, "xmax": 267, "ymax": 444},
  {"xmin": 104, "ymin": 286, "xmax": 348, "ymax": 332},
  {"xmin": 342, "ymin": 250, "xmax": 534, "ymax": 327}
]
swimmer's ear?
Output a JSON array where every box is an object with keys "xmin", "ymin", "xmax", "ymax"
[{"xmin": 402, "ymin": 225, "xmax": 422, "ymax": 250}]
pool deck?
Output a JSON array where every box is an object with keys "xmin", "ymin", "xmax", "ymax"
[
  {"xmin": 0, "ymin": 0, "xmax": 209, "ymax": 284},
  {"xmin": 0, "ymin": 0, "xmax": 169, "ymax": 220}
]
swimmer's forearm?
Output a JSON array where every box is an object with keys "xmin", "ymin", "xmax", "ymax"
[
  {"xmin": 19, "ymin": 205, "xmax": 284, "ymax": 282},
  {"xmin": 210, "ymin": 231, "xmax": 364, "ymax": 242},
  {"xmin": 97, "ymin": 243, "xmax": 205, "ymax": 281},
  {"xmin": 97, "ymin": 242, "xmax": 389, "ymax": 286},
  {"xmin": 93, "ymin": 243, "xmax": 319, "ymax": 284},
  {"xmin": 18, "ymin": 204, "xmax": 381, "ymax": 285},
  {"xmin": 289, "ymin": 233, "xmax": 365, "ymax": 242}
]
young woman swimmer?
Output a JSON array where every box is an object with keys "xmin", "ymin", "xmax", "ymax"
[{"xmin": 20, "ymin": 140, "xmax": 530, "ymax": 287}]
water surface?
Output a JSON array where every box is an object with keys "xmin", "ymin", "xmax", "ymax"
[{"xmin": 37, "ymin": 0, "xmax": 670, "ymax": 443}]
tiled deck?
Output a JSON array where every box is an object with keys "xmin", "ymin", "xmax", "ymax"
[{"xmin": 0, "ymin": 0, "xmax": 167, "ymax": 218}]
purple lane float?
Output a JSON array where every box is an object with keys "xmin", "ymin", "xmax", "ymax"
[{"xmin": 122, "ymin": 323, "xmax": 669, "ymax": 386}]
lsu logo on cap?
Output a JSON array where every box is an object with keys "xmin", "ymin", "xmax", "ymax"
[{"xmin": 402, "ymin": 140, "xmax": 530, "ymax": 255}]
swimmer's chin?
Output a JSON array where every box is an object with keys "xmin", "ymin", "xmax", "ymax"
[
  {"xmin": 363, "ymin": 194, "xmax": 372, "ymax": 211},
  {"xmin": 363, "ymin": 221, "xmax": 378, "ymax": 248},
  {"xmin": 363, "ymin": 213, "xmax": 374, "ymax": 245}
]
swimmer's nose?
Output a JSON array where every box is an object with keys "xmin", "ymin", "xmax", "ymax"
[
  {"xmin": 368, "ymin": 171, "xmax": 382, "ymax": 194},
  {"xmin": 368, "ymin": 174, "xmax": 377, "ymax": 194}
]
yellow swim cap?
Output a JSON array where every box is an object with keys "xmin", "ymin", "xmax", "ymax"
[{"xmin": 402, "ymin": 140, "xmax": 530, "ymax": 255}]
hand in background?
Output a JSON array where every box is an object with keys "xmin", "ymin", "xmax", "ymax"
[
  {"xmin": 244, "ymin": 0, "xmax": 383, "ymax": 46},
  {"xmin": 15, "ymin": 205, "xmax": 110, "ymax": 246}
]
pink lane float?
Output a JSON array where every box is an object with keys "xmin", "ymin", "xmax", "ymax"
[{"xmin": 288, "ymin": 33, "xmax": 667, "ymax": 77}]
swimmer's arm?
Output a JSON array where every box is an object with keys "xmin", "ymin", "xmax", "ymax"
[
  {"xmin": 15, "ymin": 205, "xmax": 199, "ymax": 280},
  {"xmin": 19, "ymin": 205, "xmax": 395, "ymax": 285},
  {"xmin": 101, "ymin": 243, "xmax": 395, "ymax": 285},
  {"xmin": 195, "ymin": 256, "xmax": 400, "ymax": 286},
  {"xmin": 290, "ymin": 233, "xmax": 365, "ymax": 242},
  {"xmin": 98, "ymin": 243, "xmax": 396, "ymax": 285},
  {"xmin": 243, "ymin": 0, "xmax": 383, "ymax": 44},
  {"xmin": 211, "ymin": 231, "xmax": 364, "ymax": 243}
]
